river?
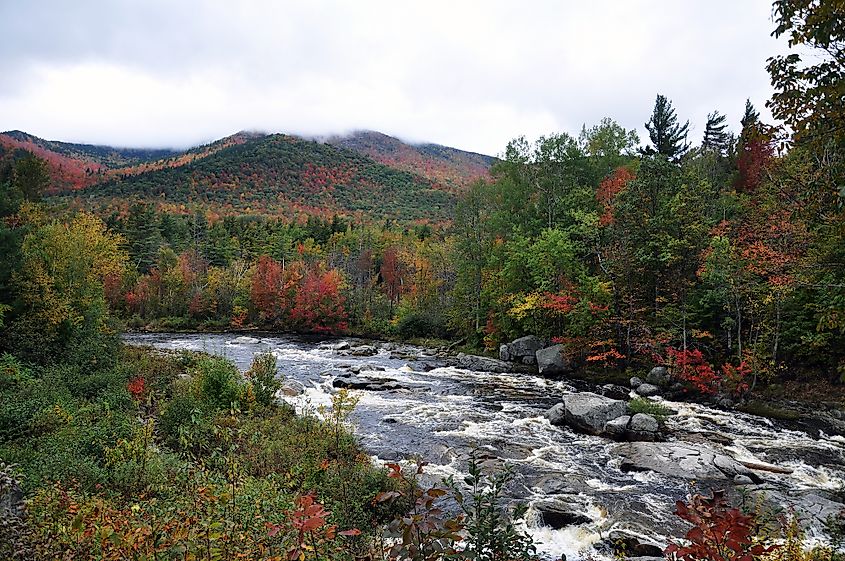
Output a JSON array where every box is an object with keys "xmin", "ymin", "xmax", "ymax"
[{"xmin": 125, "ymin": 332, "xmax": 845, "ymax": 560}]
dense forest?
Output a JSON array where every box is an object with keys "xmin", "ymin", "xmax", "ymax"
[{"xmin": 0, "ymin": 0, "xmax": 844, "ymax": 559}]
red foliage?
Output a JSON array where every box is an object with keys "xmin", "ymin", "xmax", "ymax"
[
  {"xmin": 127, "ymin": 377, "xmax": 146, "ymax": 400},
  {"xmin": 721, "ymin": 361, "xmax": 752, "ymax": 399},
  {"xmin": 667, "ymin": 348, "xmax": 719, "ymax": 395},
  {"xmin": 736, "ymin": 130, "xmax": 774, "ymax": 193},
  {"xmin": 596, "ymin": 166, "xmax": 635, "ymax": 226},
  {"xmin": 541, "ymin": 292, "xmax": 577, "ymax": 315},
  {"xmin": 250, "ymin": 255, "xmax": 285, "ymax": 323},
  {"xmin": 291, "ymin": 267, "xmax": 348, "ymax": 334},
  {"xmin": 666, "ymin": 491, "xmax": 776, "ymax": 561},
  {"xmin": 380, "ymin": 246, "xmax": 404, "ymax": 303}
]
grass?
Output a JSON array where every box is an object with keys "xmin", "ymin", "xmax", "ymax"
[
  {"xmin": 628, "ymin": 397, "xmax": 675, "ymax": 421},
  {"xmin": 738, "ymin": 400, "xmax": 801, "ymax": 421}
]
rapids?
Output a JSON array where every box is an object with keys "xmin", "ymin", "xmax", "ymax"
[{"xmin": 126, "ymin": 332, "xmax": 845, "ymax": 560}]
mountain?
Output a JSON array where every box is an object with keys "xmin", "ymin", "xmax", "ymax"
[
  {"xmin": 68, "ymin": 134, "xmax": 457, "ymax": 221},
  {"xmin": 326, "ymin": 130, "xmax": 494, "ymax": 191},
  {"xmin": 2, "ymin": 129, "xmax": 495, "ymax": 221}
]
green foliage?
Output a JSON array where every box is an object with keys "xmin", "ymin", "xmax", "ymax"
[
  {"xmin": 628, "ymin": 397, "xmax": 674, "ymax": 421},
  {"xmin": 191, "ymin": 355, "xmax": 243, "ymax": 411},
  {"xmin": 245, "ymin": 351, "xmax": 282, "ymax": 407}
]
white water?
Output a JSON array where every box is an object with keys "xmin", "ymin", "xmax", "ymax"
[{"xmin": 126, "ymin": 333, "xmax": 845, "ymax": 560}]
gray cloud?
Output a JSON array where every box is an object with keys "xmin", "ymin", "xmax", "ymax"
[{"xmin": 0, "ymin": 0, "xmax": 787, "ymax": 155}]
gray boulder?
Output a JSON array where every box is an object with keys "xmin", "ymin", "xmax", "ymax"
[
  {"xmin": 628, "ymin": 413, "xmax": 660, "ymax": 441},
  {"xmin": 646, "ymin": 366, "xmax": 669, "ymax": 386},
  {"xmin": 510, "ymin": 335, "xmax": 544, "ymax": 358},
  {"xmin": 629, "ymin": 376, "xmax": 644, "ymax": 389},
  {"xmin": 456, "ymin": 353, "xmax": 529, "ymax": 373},
  {"xmin": 544, "ymin": 403, "xmax": 566, "ymax": 425},
  {"xmin": 498, "ymin": 344, "xmax": 512, "ymax": 362},
  {"xmin": 536, "ymin": 344, "xmax": 574, "ymax": 376},
  {"xmin": 560, "ymin": 393, "xmax": 627, "ymax": 435},
  {"xmin": 599, "ymin": 383, "xmax": 630, "ymax": 400},
  {"xmin": 280, "ymin": 380, "xmax": 305, "ymax": 396},
  {"xmin": 604, "ymin": 415, "xmax": 631, "ymax": 439},
  {"xmin": 635, "ymin": 383, "xmax": 660, "ymax": 397},
  {"xmin": 617, "ymin": 442, "xmax": 758, "ymax": 481}
]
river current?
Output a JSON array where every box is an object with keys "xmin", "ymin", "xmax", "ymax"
[{"xmin": 125, "ymin": 332, "xmax": 845, "ymax": 560}]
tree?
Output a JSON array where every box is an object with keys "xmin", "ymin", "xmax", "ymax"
[
  {"xmin": 740, "ymin": 99, "xmax": 759, "ymax": 130},
  {"xmin": 702, "ymin": 111, "xmax": 731, "ymax": 154},
  {"xmin": 644, "ymin": 94, "xmax": 690, "ymax": 160},
  {"xmin": 767, "ymin": 0, "xmax": 845, "ymax": 147}
]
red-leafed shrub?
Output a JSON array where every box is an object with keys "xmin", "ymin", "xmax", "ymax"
[
  {"xmin": 127, "ymin": 377, "xmax": 146, "ymax": 400},
  {"xmin": 666, "ymin": 490, "xmax": 777, "ymax": 561},
  {"xmin": 667, "ymin": 348, "xmax": 719, "ymax": 395}
]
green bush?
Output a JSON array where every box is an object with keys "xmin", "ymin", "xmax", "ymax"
[
  {"xmin": 628, "ymin": 397, "xmax": 674, "ymax": 420},
  {"xmin": 245, "ymin": 351, "xmax": 282, "ymax": 407},
  {"xmin": 191, "ymin": 356, "xmax": 243, "ymax": 411}
]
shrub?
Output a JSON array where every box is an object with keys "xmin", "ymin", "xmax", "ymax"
[
  {"xmin": 245, "ymin": 351, "xmax": 282, "ymax": 407},
  {"xmin": 629, "ymin": 397, "xmax": 674, "ymax": 421},
  {"xmin": 191, "ymin": 356, "xmax": 243, "ymax": 411}
]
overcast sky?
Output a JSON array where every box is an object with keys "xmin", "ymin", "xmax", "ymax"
[{"xmin": 0, "ymin": 0, "xmax": 787, "ymax": 156}]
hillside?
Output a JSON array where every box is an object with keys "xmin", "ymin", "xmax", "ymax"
[
  {"xmin": 327, "ymin": 130, "xmax": 494, "ymax": 191},
  {"xmin": 65, "ymin": 134, "xmax": 456, "ymax": 221}
]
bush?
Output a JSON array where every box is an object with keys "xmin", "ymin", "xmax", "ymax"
[
  {"xmin": 245, "ymin": 351, "xmax": 282, "ymax": 407},
  {"xmin": 628, "ymin": 397, "xmax": 674, "ymax": 421},
  {"xmin": 191, "ymin": 356, "xmax": 243, "ymax": 411}
]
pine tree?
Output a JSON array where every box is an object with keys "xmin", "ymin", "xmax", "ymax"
[
  {"xmin": 702, "ymin": 111, "xmax": 730, "ymax": 154},
  {"xmin": 644, "ymin": 94, "xmax": 690, "ymax": 160},
  {"xmin": 740, "ymin": 99, "xmax": 759, "ymax": 131}
]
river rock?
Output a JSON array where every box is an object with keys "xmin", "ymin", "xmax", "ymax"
[
  {"xmin": 617, "ymin": 442, "xmax": 757, "ymax": 481},
  {"xmin": 544, "ymin": 403, "xmax": 566, "ymax": 425},
  {"xmin": 536, "ymin": 504, "xmax": 592, "ymax": 529},
  {"xmin": 456, "ymin": 353, "xmax": 529, "ymax": 374},
  {"xmin": 599, "ymin": 383, "xmax": 630, "ymax": 400},
  {"xmin": 334, "ymin": 341, "xmax": 351, "ymax": 351},
  {"xmin": 629, "ymin": 376, "xmax": 644, "ymax": 389},
  {"xmin": 536, "ymin": 344, "xmax": 574, "ymax": 376},
  {"xmin": 349, "ymin": 345, "xmax": 378, "ymax": 356},
  {"xmin": 733, "ymin": 475, "xmax": 754, "ymax": 485},
  {"xmin": 604, "ymin": 415, "xmax": 631, "ymax": 439},
  {"xmin": 280, "ymin": 380, "xmax": 305, "ymax": 396},
  {"xmin": 630, "ymin": 413, "xmax": 659, "ymax": 433},
  {"xmin": 603, "ymin": 532, "xmax": 664, "ymax": 558},
  {"xmin": 499, "ymin": 344, "xmax": 512, "ymax": 362},
  {"xmin": 507, "ymin": 335, "xmax": 544, "ymax": 359},
  {"xmin": 646, "ymin": 366, "xmax": 669, "ymax": 386},
  {"xmin": 635, "ymin": 383, "xmax": 660, "ymax": 397},
  {"xmin": 333, "ymin": 375, "xmax": 408, "ymax": 392},
  {"xmin": 559, "ymin": 393, "xmax": 627, "ymax": 435}
]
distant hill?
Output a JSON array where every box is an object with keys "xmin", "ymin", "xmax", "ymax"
[
  {"xmin": 67, "ymin": 134, "xmax": 456, "ymax": 221},
  {"xmin": 326, "ymin": 130, "xmax": 494, "ymax": 191},
  {"xmin": 3, "ymin": 129, "xmax": 494, "ymax": 221}
]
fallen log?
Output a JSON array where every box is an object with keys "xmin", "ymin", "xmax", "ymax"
[{"xmin": 739, "ymin": 460, "xmax": 794, "ymax": 474}]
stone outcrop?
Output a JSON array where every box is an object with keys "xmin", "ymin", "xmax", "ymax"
[
  {"xmin": 545, "ymin": 393, "xmax": 627, "ymax": 435},
  {"xmin": 499, "ymin": 335, "xmax": 544, "ymax": 364},
  {"xmin": 616, "ymin": 442, "xmax": 759, "ymax": 481}
]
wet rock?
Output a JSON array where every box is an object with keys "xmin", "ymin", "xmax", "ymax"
[
  {"xmin": 332, "ymin": 376, "xmax": 406, "ymax": 392},
  {"xmin": 629, "ymin": 376, "xmax": 644, "ymax": 389},
  {"xmin": 382, "ymin": 417, "xmax": 398, "ymax": 424},
  {"xmin": 544, "ymin": 403, "xmax": 566, "ymax": 425},
  {"xmin": 455, "ymin": 353, "xmax": 530, "ymax": 374},
  {"xmin": 604, "ymin": 415, "xmax": 631, "ymax": 439},
  {"xmin": 334, "ymin": 341, "xmax": 351, "ymax": 351},
  {"xmin": 521, "ymin": 355, "xmax": 537, "ymax": 366},
  {"xmin": 537, "ymin": 505, "xmax": 592, "ymax": 529},
  {"xmin": 536, "ymin": 344, "xmax": 575, "ymax": 376},
  {"xmin": 635, "ymin": 383, "xmax": 660, "ymax": 397},
  {"xmin": 499, "ymin": 344, "xmax": 512, "ymax": 362},
  {"xmin": 717, "ymin": 396, "xmax": 735, "ymax": 409},
  {"xmin": 734, "ymin": 474, "xmax": 754, "ymax": 485},
  {"xmin": 750, "ymin": 487, "xmax": 845, "ymax": 528},
  {"xmin": 603, "ymin": 532, "xmax": 664, "ymax": 558},
  {"xmin": 599, "ymin": 383, "xmax": 630, "ymax": 400},
  {"xmin": 646, "ymin": 366, "xmax": 669, "ymax": 386},
  {"xmin": 280, "ymin": 380, "xmax": 305, "ymax": 396},
  {"xmin": 630, "ymin": 413, "xmax": 659, "ymax": 433},
  {"xmin": 559, "ymin": 393, "xmax": 627, "ymax": 435},
  {"xmin": 617, "ymin": 442, "xmax": 757, "ymax": 481},
  {"xmin": 349, "ymin": 345, "xmax": 377, "ymax": 356}
]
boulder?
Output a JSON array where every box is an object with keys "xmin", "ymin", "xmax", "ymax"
[
  {"xmin": 560, "ymin": 393, "xmax": 627, "ymax": 435},
  {"xmin": 603, "ymin": 532, "xmax": 664, "ymax": 559},
  {"xmin": 604, "ymin": 415, "xmax": 631, "ymax": 439},
  {"xmin": 617, "ymin": 442, "xmax": 758, "ymax": 481},
  {"xmin": 349, "ymin": 345, "xmax": 378, "ymax": 356},
  {"xmin": 280, "ymin": 380, "xmax": 305, "ymax": 396},
  {"xmin": 510, "ymin": 335, "xmax": 544, "ymax": 358},
  {"xmin": 536, "ymin": 504, "xmax": 592, "ymax": 529},
  {"xmin": 521, "ymin": 355, "xmax": 537, "ymax": 366},
  {"xmin": 599, "ymin": 384, "xmax": 630, "ymax": 400},
  {"xmin": 635, "ymin": 383, "xmax": 660, "ymax": 397},
  {"xmin": 629, "ymin": 376, "xmax": 644, "ymax": 389},
  {"xmin": 733, "ymin": 475, "xmax": 754, "ymax": 485},
  {"xmin": 646, "ymin": 366, "xmax": 669, "ymax": 386},
  {"xmin": 544, "ymin": 403, "xmax": 566, "ymax": 425},
  {"xmin": 628, "ymin": 413, "xmax": 660, "ymax": 441},
  {"xmin": 536, "ymin": 344, "xmax": 574, "ymax": 376},
  {"xmin": 498, "ymin": 344, "xmax": 512, "ymax": 362}
]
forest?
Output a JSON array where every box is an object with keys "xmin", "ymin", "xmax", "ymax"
[{"xmin": 0, "ymin": 0, "xmax": 843, "ymax": 559}]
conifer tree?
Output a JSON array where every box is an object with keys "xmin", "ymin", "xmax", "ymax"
[
  {"xmin": 702, "ymin": 111, "xmax": 731, "ymax": 154},
  {"xmin": 644, "ymin": 94, "xmax": 690, "ymax": 160}
]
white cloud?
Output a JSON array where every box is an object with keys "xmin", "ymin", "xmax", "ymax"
[{"xmin": 0, "ymin": 0, "xmax": 788, "ymax": 155}]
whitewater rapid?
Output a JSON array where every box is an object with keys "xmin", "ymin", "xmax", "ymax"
[{"xmin": 126, "ymin": 333, "xmax": 845, "ymax": 560}]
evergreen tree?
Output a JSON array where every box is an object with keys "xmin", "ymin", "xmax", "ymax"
[
  {"xmin": 740, "ymin": 99, "xmax": 759, "ymax": 131},
  {"xmin": 644, "ymin": 94, "xmax": 690, "ymax": 160},
  {"xmin": 702, "ymin": 111, "xmax": 730, "ymax": 154}
]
